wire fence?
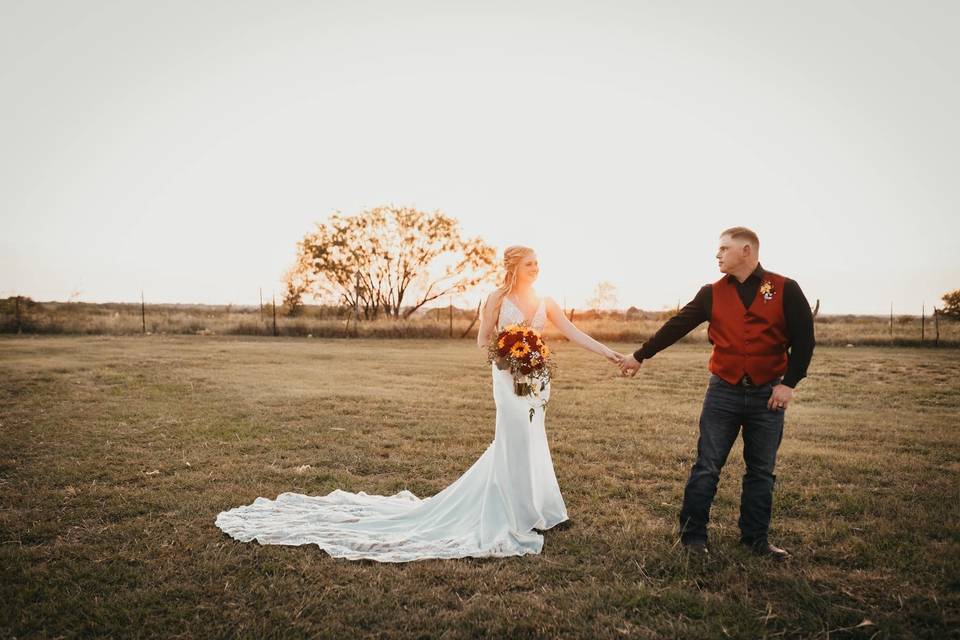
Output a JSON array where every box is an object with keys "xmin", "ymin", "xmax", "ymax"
[{"xmin": 2, "ymin": 294, "xmax": 957, "ymax": 347}]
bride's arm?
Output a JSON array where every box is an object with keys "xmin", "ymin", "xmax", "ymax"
[
  {"xmin": 476, "ymin": 291, "xmax": 503, "ymax": 350},
  {"xmin": 544, "ymin": 297, "xmax": 618, "ymax": 361}
]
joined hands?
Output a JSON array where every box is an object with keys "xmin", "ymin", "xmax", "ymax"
[{"xmin": 603, "ymin": 348, "xmax": 642, "ymax": 377}]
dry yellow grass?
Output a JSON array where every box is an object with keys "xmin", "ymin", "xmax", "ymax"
[
  {"xmin": 3, "ymin": 299, "xmax": 958, "ymax": 347},
  {"xmin": 1, "ymin": 335, "xmax": 958, "ymax": 638}
]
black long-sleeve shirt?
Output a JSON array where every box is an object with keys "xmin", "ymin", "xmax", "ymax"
[{"xmin": 632, "ymin": 264, "xmax": 815, "ymax": 388}]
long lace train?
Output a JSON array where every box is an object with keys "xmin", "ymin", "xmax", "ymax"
[{"xmin": 215, "ymin": 295, "xmax": 568, "ymax": 562}]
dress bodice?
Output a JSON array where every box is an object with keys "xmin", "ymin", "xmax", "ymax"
[{"xmin": 498, "ymin": 295, "xmax": 547, "ymax": 332}]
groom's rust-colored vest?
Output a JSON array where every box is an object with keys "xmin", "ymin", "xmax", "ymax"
[{"xmin": 708, "ymin": 271, "xmax": 789, "ymax": 385}]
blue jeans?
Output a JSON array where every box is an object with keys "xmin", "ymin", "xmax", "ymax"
[{"xmin": 679, "ymin": 374, "xmax": 785, "ymax": 545}]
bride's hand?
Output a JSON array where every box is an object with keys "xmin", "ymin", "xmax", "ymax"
[{"xmin": 603, "ymin": 347, "xmax": 622, "ymax": 364}]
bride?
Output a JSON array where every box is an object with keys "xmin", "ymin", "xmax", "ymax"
[{"xmin": 215, "ymin": 245, "xmax": 622, "ymax": 561}]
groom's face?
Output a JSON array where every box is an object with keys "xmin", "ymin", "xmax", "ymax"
[{"xmin": 716, "ymin": 234, "xmax": 750, "ymax": 274}]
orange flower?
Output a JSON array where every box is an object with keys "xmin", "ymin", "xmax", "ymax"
[{"xmin": 510, "ymin": 341, "xmax": 531, "ymax": 358}]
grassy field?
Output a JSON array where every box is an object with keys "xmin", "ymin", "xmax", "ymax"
[{"xmin": 1, "ymin": 336, "xmax": 958, "ymax": 638}]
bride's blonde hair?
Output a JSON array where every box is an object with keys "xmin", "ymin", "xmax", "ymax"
[
  {"xmin": 497, "ymin": 245, "xmax": 535, "ymax": 295},
  {"xmin": 484, "ymin": 245, "xmax": 535, "ymax": 326}
]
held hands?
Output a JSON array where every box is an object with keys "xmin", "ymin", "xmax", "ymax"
[
  {"xmin": 602, "ymin": 348, "xmax": 641, "ymax": 377},
  {"xmin": 602, "ymin": 347, "xmax": 622, "ymax": 365},
  {"xmin": 767, "ymin": 384, "xmax": 794, "ymax": 412},
  {"xmin": 616, "ymin": 353, "xmax": 642, "ymax": 377}
]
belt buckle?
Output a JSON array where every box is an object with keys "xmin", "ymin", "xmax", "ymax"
[{"xmin": 740, "ymin": 375, "xmax": 754, "ymax": 387}]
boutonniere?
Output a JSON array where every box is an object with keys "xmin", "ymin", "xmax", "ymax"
[{"xmin": 759, "ymin": 280, "xmax": 776, "ymax": 302}]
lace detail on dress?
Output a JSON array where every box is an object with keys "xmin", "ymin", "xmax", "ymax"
[{"xmin": 499, "ymin": 296, "xmax": 546, "ymax": 332}]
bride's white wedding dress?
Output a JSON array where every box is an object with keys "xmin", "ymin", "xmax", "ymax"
[{"xmin": 215, "ymin": 296, "xmax": 569, "ymax": 562}]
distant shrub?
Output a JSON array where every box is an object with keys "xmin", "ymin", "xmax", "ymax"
[
  {"xmin": 0, "ymin": 296, "xmax": 40, "ymax": 332},
  {"xmin": 942, "ymin": 289, "xmax": 960, "ymax": 319}
]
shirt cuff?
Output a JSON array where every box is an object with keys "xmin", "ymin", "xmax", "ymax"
[
  {"xmin": 632, "ymin": 343, "xmax": 649, "ymax": 362},
  {"xmin": 781, "ymin": 375, "xmax": 800, "ymax": 388}
]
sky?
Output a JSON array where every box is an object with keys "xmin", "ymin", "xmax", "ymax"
[{"xmin": 2, "ymin": 0, "xmax": 958, "ymax": 314}]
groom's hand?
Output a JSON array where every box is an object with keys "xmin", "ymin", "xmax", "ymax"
[
  {"xmin": 618, "ymin": 354, "xmax": 642, "ymax": 377},
  {"xmin": 767, "ymin": 384, "xmax": 794, "ymax": 412}
]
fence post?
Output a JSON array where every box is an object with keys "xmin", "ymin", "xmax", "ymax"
[
  {"xmin": 15, "ymin": 295, "xmax": 21, "ymax": 334},
  {"xmin": 449, "ymin": 296, "xmax": 453, "ymax": 338},
  {"xmin": 259, "ymin": 288, "xmax": 264, "ymax": 323},
  {"xmin": 272, "ymin": 295, "xmax": 278, "ymax": 337},
  {"xmin": 353, "ymin": 272, "xmax": 360, "ymax": 337},
  {"xmin": 934, "ymin": 307, "xmax": 940, "ymax": 347},
  {"xmin": 141, "ymin": 290, "xmax": 146, "ymax": 334},
  {"xmin": 889, "ymin": 302, "xmax": 893, "ymax": 338},
  {"xmin": 921, "ymin": 303, "xmax": 925, "ymax": 343}
]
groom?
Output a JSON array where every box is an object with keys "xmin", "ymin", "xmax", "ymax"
[{"xmin": 617, "ymin": 227, "xmax": 815, "ymax": 559}]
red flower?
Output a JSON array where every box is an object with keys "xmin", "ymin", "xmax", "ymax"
[{"xmin": 502, "ymin": 332, "xmax": 521, "ymax": 347}]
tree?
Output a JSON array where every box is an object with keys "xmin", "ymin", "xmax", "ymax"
[
  {"xmin": 283, "ymin": 214, "xmax": 367, "ymax": 316},
  {"xmin": 586, "ymin": 281, "xmax": 618, "ymax": 311},
  {"xmin": 286, "ymin": 206, "xmax": 497, "ymax": 319},
  {"xmin": 941, "ymin": 289, "xmax": 960, "ymax": 319},
  {"xmin": 281, "ymin": 259, "xmax": 321, "ymax": 317}
]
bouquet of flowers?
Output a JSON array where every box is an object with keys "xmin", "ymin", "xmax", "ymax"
[{"xmin": 487, "ymin": 323, "xmax": 557, "ymax": 421}]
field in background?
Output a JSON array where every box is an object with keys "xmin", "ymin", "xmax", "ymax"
[
  {"xmin": 2, "ymin": 298, "xmax": 958, "ymax": 346},
  {"xmin": 2, "ymin": 335, "xmax": 957, "ymax": 638}
]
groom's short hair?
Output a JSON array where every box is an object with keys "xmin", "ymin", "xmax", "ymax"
[{"xmin": 721, "ymin": 226, "xmax": 759, "ymax": 250}]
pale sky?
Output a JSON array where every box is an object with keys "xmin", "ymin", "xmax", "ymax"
[{"xmin": 2, "ymin": 0, "xmax": 958, "ymax": 314}]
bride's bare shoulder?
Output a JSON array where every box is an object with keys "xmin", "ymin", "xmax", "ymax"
[
  {"xmin": 542, "ymin": 296, "xmax": 566, "ymax": 318},
  {"xmin": 483, "ymin": 289, "xmax": 506, "ymax": 314},
  {"xmin": 485, "ymin": 289, "xmax": 505, "ymax": 305}
]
